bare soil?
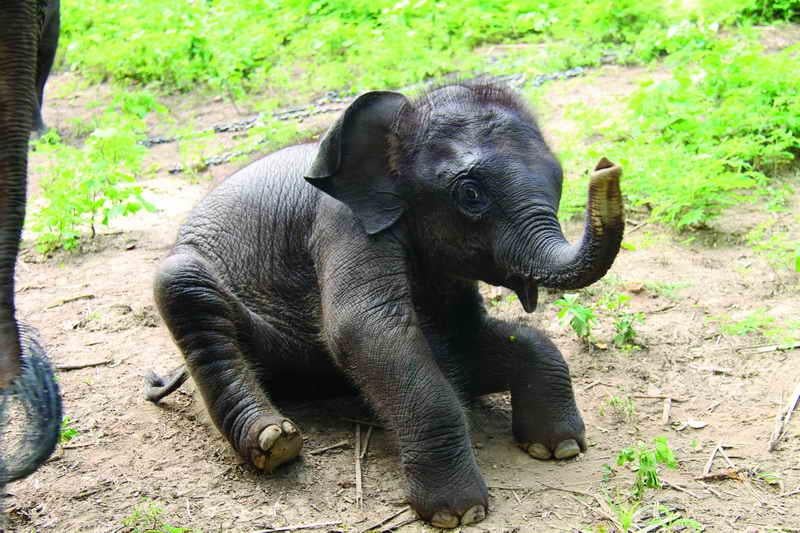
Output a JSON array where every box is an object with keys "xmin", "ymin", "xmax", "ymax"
[{"xmin": 5, "ymin": 31, "xmax": 800, "ymax": 532}]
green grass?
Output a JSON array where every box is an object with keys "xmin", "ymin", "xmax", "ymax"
[
  {"xmin": 59, "ymin": 416, "xmax": 78, "ymax": 444},
  {"xmin": 555, "ymin": 293, "xmax": 597, "ymax": 340},
  {"xmin": 31, "ymin": 0, "xmax": 800, "ymax": 253},
  {"xmin": 616, "ymin": 436, "xmax": 678, "ymax": 500},
  {"xmin": 122, "ymin": 501, "xmax": 190, "ymax": 533},
  {"xmin": 30, "ymin": 97, "xmax": 156, "ymax": 253},
  {"xmin": 554, "ymin": 36, "xmax": 800, "ymax": 230},
  {"xmin": 600, "ymin": 395, "xmax": 637, "ymax": 423},
  {"xmin": 57, "ymin": 0, "xmax": 679, "ymax": 96}
]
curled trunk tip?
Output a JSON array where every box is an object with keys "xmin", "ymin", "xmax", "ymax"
[{"xmin": 588, "ymin": 158, "xmax": 624, "ymax": 236}]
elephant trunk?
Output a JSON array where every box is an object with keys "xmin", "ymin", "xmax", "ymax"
[
  {"xmin": 507, "ymin": 158, "xmax": 625, "ymax": 312},
  {"xmin": 0, "ymin": 0, "xmax": 38, "ymax": 387}
]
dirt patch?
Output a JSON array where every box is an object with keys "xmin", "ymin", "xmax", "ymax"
[{"xmin": 6, "ymin": 32, "xmax": 800, "ymax": 533}]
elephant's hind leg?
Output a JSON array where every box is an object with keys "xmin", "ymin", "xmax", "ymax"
[{"xmin": 154, "ymin": 251, "xmax": 302, "ymax": 472}]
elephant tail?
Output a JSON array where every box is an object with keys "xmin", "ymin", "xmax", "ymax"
[
  {"xmin": 1, "ymin": 323, "xmax": 62, "ymax": 484},
  {"xmin": 144, "ymin": 365, "xmax": 189, "ymax": 404}
]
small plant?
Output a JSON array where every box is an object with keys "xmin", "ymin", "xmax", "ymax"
[
  {"xmin": 607, "ymin": 497, "xmax": 639, "ymax": 532},
  {"xmin": 601, "ymin": 395, "xmax": 637, "ymax": 423},
  {"xmin": 122, "ymin": 500, "xmax": 189, "ymax": 533},
  {"xmin": 717, "ymin": 308, "xmax": 777, "ymax": 337},
  {"xmin": 616, "ymin": 437, "xmax": 677, "ymax": 500},
  {"xmin": 30, "ymin": 102, "xmax": 156, "ymax": 253},
  {"xmin": 59, "ymin": 416, "xmax": 79, "ymax": 444},
  {"xmin": 555, "ymin": 293, "xmax": 596, "ymax": 340},
  {"xmin": 613, "ymin": 312, "xmax": 645, "ymax": 349}
]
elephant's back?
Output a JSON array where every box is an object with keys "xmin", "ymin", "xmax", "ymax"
[{"xmin": 172, "ymin": 143, "xmax": 323, "ymax": 313}]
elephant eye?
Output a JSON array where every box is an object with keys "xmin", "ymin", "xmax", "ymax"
[{"xmin": 454, "ymin": 180, "xmax": 489, "ymax": 216}]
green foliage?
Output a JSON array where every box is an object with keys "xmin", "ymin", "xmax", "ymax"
[
  {"xmin": 616, "ymin": 437, "xmax": 678, "ymax": 500},
  {"xmin": 613, "ymin": 312, "xmax": 645, "ymax": 348},
  {"xmin": 30, "ymin": 96, "xmax": 158, "ymax": 253},
  {"xmin": 742, "ymin": 0, "xmax": 800, "ymax": 21},
  {"xmin": 122, "ymin": 501, "xmax": 190, "ymax": 533},
  {"xmin": 58, "ymin": 0, "xmax": 779, "ymax": 96},
  {"xmin": 719, "ymin": 308, "xmax": 776, "ymax": 336},
  {"xmin": 555, "ymin": 293, "xmax": 596, "ymax": 340},
  {"xmin": 601, "ymin": 395, "xmax": 637, "ymax": 423},
  {"xmin": 59, "ymin": 416, "xmax": 78, "ymax": 444},
  {"xmin": 746, "ymin": 217, "xmax": 800, "ymax": 271},
  {"xmin": 561, "ymin": 38, "xmax": 800, "ymax": 229}
]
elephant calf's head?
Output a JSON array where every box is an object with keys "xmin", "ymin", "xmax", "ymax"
[{"xmin": 305, "ymin": 82, "xmax": 624, "ymax": 312}]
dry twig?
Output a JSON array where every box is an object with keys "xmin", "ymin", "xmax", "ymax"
[
  {"xmin": 307, "ymin": 440, "xmax": 349, "ymax": 455},
  {"xmin": 768, "ymin": 382, "xmax": 800, "ymax": 452},
  {"xmin": 254, "ymin": 520, "xmax": 342, "ymax": 533},
  {"xmin": 361, "ymin": 425, "xmax": 373, "ymax": 460},
  {"xmin": 46, "ymin": 293, "xmax": 95, "ymax": 309},
  {"xmin": 661, "ymin": 479, "xmax": 699, "ymax": 498},
  {"xmin": 781, "ymin": 486, "xmax": 800, "ymax": 498},
  {"xmin": 737, "ymin": 341, "xmax": 800, "ymax": 354},
  {"xmin": 632, "ymin": 394, "xmax": 687, "ymax": 403},
  {"xmin": 699, "ymin": 481, "xmax": 723, "ymax": 499},
  {"xmin": 355, "ymin": 424, "xmax": 363, "ymax": 509},
  {"xmin": 703, "ymin": 442, "xmax": 721, "ymax": 476},
  {"xmin": 56, "ymin": 359, "xmax": 113, "ymax": 371},
  {"xmin": 359, "ymin": 507, "xmax": 409, "ymax": 533},
  {"xmin": 662, "ymin": 397, "xmax": 671, "ymax": 425},
  {"xmin": 694, "ymin": 468, "xmax": 743, "ymax": 482}
]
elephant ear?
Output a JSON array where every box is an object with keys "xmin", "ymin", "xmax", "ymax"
[{"xmin": 305, "ymin": 91, "xmax": 409, "ymax": 235}]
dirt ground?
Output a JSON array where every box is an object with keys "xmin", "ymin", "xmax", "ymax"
[{"xmin": 4, "ymin": 28, "xmax": 800, "ymax": 532}]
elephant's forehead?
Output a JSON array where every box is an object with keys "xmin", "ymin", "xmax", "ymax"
[
  {"xmin": 416, "ymin": 124, "xmax": 541, "ymax": 182},
  {"xmin": 421, "ymin": 106, "xmax": 536, "ymax": 157}
]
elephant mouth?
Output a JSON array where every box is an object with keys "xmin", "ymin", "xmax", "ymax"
[{"xmin": 508, "ymin": 276, "xmax": 539, "ymax": 313}]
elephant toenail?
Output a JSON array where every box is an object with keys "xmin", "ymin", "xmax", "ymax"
[
  {"xmin": 527, "ymin": 442, "xmax": 552, "ymax": 460},
  {"xmin": 554, "ymin": 438, "xmax": 581, "ymax": 459},
  {"xmin": 430, "ymin": 510, "xmax": 459, "ymax": 528},
  {"xmin": 461, "ymin": 505, "xmax": 486, "ymax": 525},
  {"xmin": 258, "ymin": 425, "xmax": 282, "ymax": 451},
  {"xmin": 281, "ymin": 420, "xmax": 297, "ymax": 435}
]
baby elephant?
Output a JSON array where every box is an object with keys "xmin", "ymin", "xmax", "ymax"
[{"xmin": 152, "ymin": 82, "xmax": 624, "ymax": 527}]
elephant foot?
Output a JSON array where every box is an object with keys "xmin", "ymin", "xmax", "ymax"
[
  {"xmin": 515, "ymin": 413, "xmax": 587, "ymax": 461},
  {"xmin": 429, "ymin": 504, "xmax": 487, "ymax": 528},
  {"xmin": 405, "ymin": 456, "xmax": 489, "ymax": 528},
  {"xmin": 246, "ymin": 418, "xmax": 303, "ymax": 472},
  {"xmin": 522, "ymin": 438, "xmax": 583, "ymax": 460}
]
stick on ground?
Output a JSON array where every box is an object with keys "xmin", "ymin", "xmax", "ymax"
[
  {"xmin": 359, "ymin": 507, "xmax": 409, "ymax": 533},
  {"xmin": 254, "ymin": 520, "xmax": 342, "ymax": 533},
  {"xmin": 307, "ymin": 440, "xmax": 349, "ymax": 455},
  {"xmin": 355, "ymin": 424, "xmax": 363, "ymax": 509},
  {"xmin": 56, "ymin": 359, "xmax": 113, "ymax": 371},
  {"xmin": 768, "ymin": 382, "xmax": 800, "ymax": 452},
  {"xmin": 360, "ymin": 425, "xmax": 373, "ymax": 460}
]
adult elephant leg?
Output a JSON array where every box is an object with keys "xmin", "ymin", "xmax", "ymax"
[
  {"xmin": 154, "ymin": 251, "xmax": 302, "ymax": 472},
  {"xmin": 32, "ymin": 0, "xmax": 60, "ymax": 135},
  {"xmin": 0, "ymin": 0, "xmax": 62, "ymax": 483},
  {"xmin": 462, "ymin": 316, "xmax": 586, "ymax": 460}
]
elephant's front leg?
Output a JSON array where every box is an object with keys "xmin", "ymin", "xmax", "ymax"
[
  {"xmin": 320, "ymin": 272, "xmax": 487, "ymax": 527},
  {"xmin": 464, "ymin": 317, "xmax": 586, "ymax": 460}
]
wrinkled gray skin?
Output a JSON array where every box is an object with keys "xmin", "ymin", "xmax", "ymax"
[
  {"xmin": 31, "ymin": 0, "xmax": 59, "ymax": 135},
  {"xmin": 152, "ymin": 84, "xmax": 624, "ymax": 527},
  {"xmin": 0, "ymin": 0, "xmax": 62, "ymax": 483}
]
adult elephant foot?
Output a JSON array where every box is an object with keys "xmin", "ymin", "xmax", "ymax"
[
  {"xmin": 1, "ymin": 324, "xmax": 62, "ymax": 483},
  {"xmin": 517, "ymin": 415, "xmax": 587, "ymax": 461},
  {"xmin": 245, "ymin": 416, "xmax": 303, "ymax": 472}
]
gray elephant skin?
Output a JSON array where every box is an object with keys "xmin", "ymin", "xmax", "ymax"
[
  {"xmin": 0, "ymin": 0, "xmax": 62, "ymax": 485},
  {"xmin": 32, "ymin": 0, "xmax": 60, "ymax": 135},
  {"xmin": 150, "ymin": 84, "xmax": 625, "ymax": 527}
]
